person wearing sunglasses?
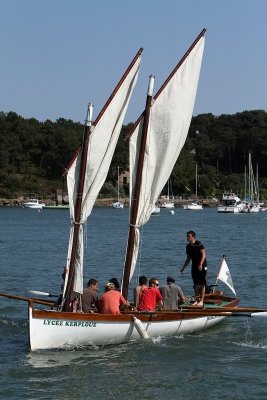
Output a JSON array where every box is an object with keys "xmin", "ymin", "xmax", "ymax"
[{"xmin": 137, "ymin": 278, "xmax": 163, "ymax": 311}]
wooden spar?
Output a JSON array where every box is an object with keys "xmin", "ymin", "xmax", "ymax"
[
  {"xmin": 0, "ymin": 292, "xmax": 55, "ymax": 307},
  {"xmin": 121, "ymin": 30, "xmax": 206, "ymax": 297},
  {"xmin": 122, "ymin": 75, "xmax": 155, "ymax": 300},
  {"xmin": 63, "ymin": 48, "xmax": 144, "ymax": 306},
  {"xmin": 153, "ymin": 28, "xmax": 206, "ymax": 101},
  {"xmin": 64, "ymin": 48, "xmax": 143, "ymax": 174},
  {"xmin": 179, "ymin": 306, "xmax": 267, "ymax": 313},
  {"xmin": 63, "ymin": 104, "xmax": 93, "ymax": 309},
  {"xmin": 125, "ymin": 28, "xmax": 206, "ymax": 140},
  {"xmin": 94, "ymin": 48, "xmax": 143, "ymax": 126}
]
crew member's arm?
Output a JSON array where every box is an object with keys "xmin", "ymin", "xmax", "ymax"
[
  {"xmin": 158, "ymin": 299, "xmax": 163, "ymax": 310},
  {"xmin": 198, "ymin": 248, "xmax": 206, "ymax": 271},
  {"xmin": 180, "ymin": 255, "xmax": 190, "ymax": 274}
]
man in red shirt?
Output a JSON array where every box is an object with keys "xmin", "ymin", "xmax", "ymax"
[
  {"xmin": 99, "ymin": 282, "xmax": 128, "ymax": 314},
  {"xmin": 137, "ymin": 278, "xmax": 163, "ymax": 311}
]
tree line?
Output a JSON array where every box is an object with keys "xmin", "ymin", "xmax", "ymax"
[{"xmin": 0, "ymin": 109, "xmax": 267, "ymax": 200}]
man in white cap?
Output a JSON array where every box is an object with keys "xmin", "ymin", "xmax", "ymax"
[
  {"xmin": 99, "ymin": 282, "xmax": 128, "ymax": 314},
  {"xmin": 159, "ymin": 275, "xmax": 186, "ymax": 310}
]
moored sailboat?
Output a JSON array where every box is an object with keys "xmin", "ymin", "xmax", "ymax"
[
  {"xmin": 183, "ymin": 164, "xmax": 203, "ymax": 210},
  {"xmin": 112, "ymin": 166, "xmax": 124, "ymax": 209},
  {"xmin": 241, "ymin": 153, "xmax": 260, "ymax": 213}
]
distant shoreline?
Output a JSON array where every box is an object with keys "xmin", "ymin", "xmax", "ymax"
[{"xmin": 0, "ymin": 197, "xmax": 219, "ymax": 208}]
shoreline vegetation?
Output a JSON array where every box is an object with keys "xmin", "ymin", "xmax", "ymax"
[
  {"xmin": 1, "ymin": 110, "xmax": 267, "ymax": 202},
  {"xmin": 0, "ymin": 197, "xmax": 219, "ymax": 208}
]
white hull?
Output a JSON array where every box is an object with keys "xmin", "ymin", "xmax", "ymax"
[
  {"xmin": 160, "ymin": 202, "xmax": 175, "ymax": 209},
  {"xmin": 29, "ymin": 306, "xmax": 225, "ymax": 350},
  {"xmin": 217, "ymin": 205, "xmax": 242, "ymax": 213},
  {"xmin": 151, "ymin": 205, "xmax": 160, "ymax": 215},
  {"xmin": 183, "ymin": 202, "xmax": 203, "ymax": 210},
  {"xmin": 217, "ymin": 192, "xmax": 244, "ymax": 213},
  {"xmin": 241, "ymin": 204, "xmax": 260, "ymax": 213},
  {"xmin": 112, "ymin": 201, "xmax": 124, "ymax": 209},
  {"xmin": 24, "ymin": 199, "xmax": 45, "ymax": 209}
]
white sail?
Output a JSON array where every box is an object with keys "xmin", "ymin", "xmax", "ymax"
[
  {"xmin": 128, "ymin": 37, "xmax": 205, "ymax": 279},
  {"xmin": 64, "ymin": 52, "xmax": 142, "ymax": 295}
]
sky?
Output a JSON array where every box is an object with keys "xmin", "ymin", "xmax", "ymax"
[{"xmin": 1, "ymin": 0, "xmax": 267, "ymax": 124}]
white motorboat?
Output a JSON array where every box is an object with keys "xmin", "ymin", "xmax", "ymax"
[
  {"xmin": 23, "ymin": 199, "xmax": 45, "ymax": 209},
  {"xmin": 217, "ymin": 192, "xmax": 244, "ymax": 213}
]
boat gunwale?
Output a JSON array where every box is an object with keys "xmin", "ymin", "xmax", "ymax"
[{"xmin": 31, "ymin": 295, "xmax": 239, "ymax": 322}]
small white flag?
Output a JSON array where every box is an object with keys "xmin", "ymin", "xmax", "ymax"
[{"xmin": 217, "ymin": 259, "xmax": 236, "ymax": 296}]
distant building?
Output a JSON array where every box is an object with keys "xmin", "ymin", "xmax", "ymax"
[{"xmin": 119, "ymin": 170, "xmax": 129, "ymax": 185}]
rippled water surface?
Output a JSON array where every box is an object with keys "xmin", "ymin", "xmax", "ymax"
[{"xmin": 1, "ymin": 207, "xmax": 267, "ymax": 399}]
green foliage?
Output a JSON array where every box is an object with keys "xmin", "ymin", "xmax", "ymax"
[{"xmin": 0, "ymin": 110, "xmax": 267, "ymax": 200}]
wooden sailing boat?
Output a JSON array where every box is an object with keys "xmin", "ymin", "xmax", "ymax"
[{"xmin": 1, "ymin": 30, "xmax": 243, "ymax": 351}]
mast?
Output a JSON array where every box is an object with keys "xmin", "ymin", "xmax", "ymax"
[
  {"xmin": 63, "ymin": 103, "xmax": 94, "ymax": 310},
  {"xmin": 195, "ymin": 163, "xmax": 198, "ymax": 198},
  {"xmin": 122, "ymin": 29, "xmax": 206, "ymax": 300},
  {"xmin": 125, "ymin": 29, "xmax": 206, "ymax": 141},
  {"xmin": 117, "ymin": 166, "xmax": 120, "ymax": 202},
  {"xmin": 256, "ymin": 163, "xmax": 259, "ymax": 204},
  {"xmin": 122, "ymin": 75, "xmax": 155, "ymax": 300},
  {"xmin": 244, "ymin": 164, "xmax": 247, "ymax": 201}
]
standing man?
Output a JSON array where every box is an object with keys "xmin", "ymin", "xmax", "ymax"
[{"xmin": 180, "ymin": 231, "xmax": 207, "ymax": 306}]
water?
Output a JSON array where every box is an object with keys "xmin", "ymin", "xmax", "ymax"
[{"xmin": 1, "ymin": 207, "xmax": 267, "ymax": 399}]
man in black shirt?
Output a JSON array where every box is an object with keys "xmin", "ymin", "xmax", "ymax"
[{"xmin": 180, "ymin": 231, "xmax": 207, "ymax": 306}]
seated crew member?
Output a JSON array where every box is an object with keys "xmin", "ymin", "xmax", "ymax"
[
  {"xmin": 82, "ymin": 278, "xmax": 99, "ymax": 313},
  {"xmin": 109, "ymin": 277, "xmax": 121, "ymax": 291},
  {"xmin": 99, "ymin": 282, "xmax": 128, "ymax": 314},
  {"xmin": 159, "ymin": 275, "xmax": 186, "ymax": 309},
  {"xmin": 133, "ymin": 275, "xmax": 148, "ymax": 308}
]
